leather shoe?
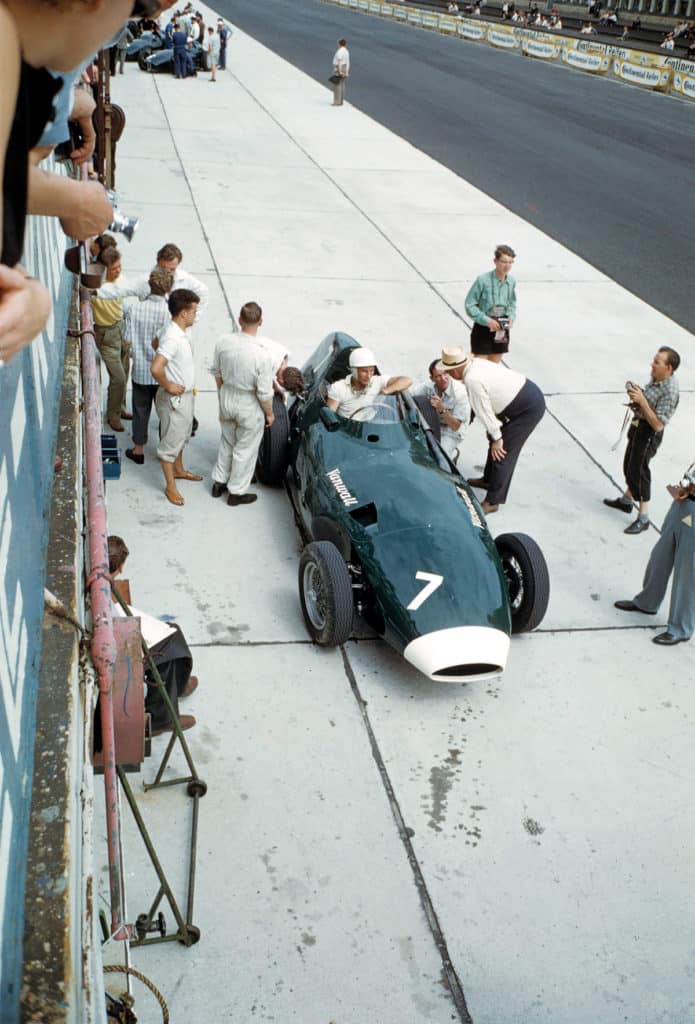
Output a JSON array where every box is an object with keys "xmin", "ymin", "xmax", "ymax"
[
  {"xmin": 211, "ymin": 481, "xmax": 227, "ymax": 498},
  {"xmin": 652, "ymin": 632, "xmax": 688, "ymax": 646},
  {"xmin": 151, "ymin": 714, "xmax": 196, "ymax": 737},
  {"xmin": 467, "ymin": 477, "xmax": 491, "ymax": 489},
  {"xmin": 614, "ymin": 600, "xmax": 656, "ymax": 615},
  {"xmin": 181, "ymin": 675, "xmax": 198, "ymax": 699},
  {"xmin": 624, "ymin": 518, "xmax": 649, "ymax": 535},
  {"xmin": 603, "ymin": 496, "xmax": 632, "ymax": 513},
  {"xmin": 125, "ymin": 448, "xmax": 144, "ymax": 465},
  {"xmin": 108, "ymin": 418, "xmax": 124, "ymax": 432},
  {"xmin": 228, "ymin": 492, "xmax": 257, "ymax": 506},
  {"xmin": 120, "ymin": 410, "xmax": 133, "ymax": 420}
]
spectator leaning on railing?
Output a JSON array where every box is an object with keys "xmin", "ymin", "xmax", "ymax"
[{"xmin": 0, "ymin": 0, "xmax": 159, "ymax": 367}]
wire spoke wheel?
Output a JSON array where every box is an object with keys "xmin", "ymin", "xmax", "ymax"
[{"xmin": 298, "ymin": 541, "xmax": 353, "ymax": 645}]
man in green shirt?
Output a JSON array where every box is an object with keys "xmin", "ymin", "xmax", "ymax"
[{"xmin": 465, "ymin": 244, "xmax": 517, "ymax": 362}]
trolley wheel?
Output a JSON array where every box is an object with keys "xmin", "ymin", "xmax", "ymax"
[{"xmin": 179, "ymin": 924, "xmax": 201, "ymax": 946}]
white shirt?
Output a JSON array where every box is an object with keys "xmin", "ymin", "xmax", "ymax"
[
  {"xmin": 411, "ymin": 377, "xmax": 470, "ymax": 450},
  {"xmin": 327, "ymin": 373, "xmax": 389, "ymax": 418},
  {"xmin": 212, "ymin": 334, "xmax": 274, "ymax": 416},
  {"xmin": 96, "ymin": 265, "xmax": 209, "ymax": 319},
  {"xmin": 462, "ymin": 359, "xmax": 525, "ymax": 441},
  {"xmin": 157, "ymin": 322, "xmax": 195, "ymax": 391},
  {"xmin": 253, "ymin": 334, "xmax": 289, "ymax": 377},
  {"xmin": 113, "ymin": 603, "xmax": 174, "ymax": 648},
  {"xmin": 333, "ymin": 45, "xmax": 350, "ymax": 74}
]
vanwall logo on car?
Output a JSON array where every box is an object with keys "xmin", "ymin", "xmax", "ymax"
[{"xmin": 327, "ymin": 468, "xmax": 359, "ymax": 507}]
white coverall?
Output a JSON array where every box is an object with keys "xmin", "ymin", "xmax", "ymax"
[{"xmin": 211, "ymin": 334, "xmax": 274, "ymax": 496}]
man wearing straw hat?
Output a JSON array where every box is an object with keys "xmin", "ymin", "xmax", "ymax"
[{"xmin": 437, "ymin": 346, "xmax": 545, "ymax": 515}]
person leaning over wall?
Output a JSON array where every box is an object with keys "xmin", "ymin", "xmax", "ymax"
[{"xmin": 0, "ymin": 0, "xmax": 156, "ymax": 367}]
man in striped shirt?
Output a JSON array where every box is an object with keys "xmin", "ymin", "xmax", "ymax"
[{"xmin": 123, "ymin": 268, "xmax": 174, "ymax": 466}]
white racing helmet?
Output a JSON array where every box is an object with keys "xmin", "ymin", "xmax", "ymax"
[{"xmin": 349, "ymin": 347, "xmax": 377, "ymax": 368}]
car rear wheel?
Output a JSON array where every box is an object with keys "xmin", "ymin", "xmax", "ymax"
[
  {"xmin": 137, "ymin": 50, "xmax": 152, "ymax": 70},
  {"xmin": 256, "ymin": 394, "xmax": 289, "ymax": 485},
  {"xmin": 413, "ymin": 395, "xmax": 441, "ymax": 440},
  {"xmin": 495, "ymin": 532, "xmax": 549, "ymax": 634},
  {"xmin": 299, "ymin": 541, "xmax": 353, "ymax": 646}
]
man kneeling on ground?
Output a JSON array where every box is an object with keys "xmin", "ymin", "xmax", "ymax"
[{"xmin": 109, "ymin": 535, "xmax": 198, "ymax": 736}]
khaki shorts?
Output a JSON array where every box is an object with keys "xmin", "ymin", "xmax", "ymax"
[{"xmin": 155, "ymin": 388, "xmax": 194, "ymax": 462}]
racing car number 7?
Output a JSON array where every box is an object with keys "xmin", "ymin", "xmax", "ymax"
[{"xmin": 407, "ymin": 571, "xmax": 444, "ymax": 611}]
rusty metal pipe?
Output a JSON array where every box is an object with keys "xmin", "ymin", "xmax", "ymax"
[{"xmin": 79, "ymin": 272, "xmax": 129, "ymax": 942}]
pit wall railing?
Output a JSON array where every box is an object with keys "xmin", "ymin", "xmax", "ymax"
[
  {"xmin": 0, "ymin": 157, "xmax": 104, "ymax": 1024},
  {"xmin": 321, "ymin": 0, "xmax": 695, "ymax": 98}
]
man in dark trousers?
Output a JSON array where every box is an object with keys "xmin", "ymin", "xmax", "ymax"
[
  {"xmin": 614, "ymin": 465, "xmax": 695, "ymax": 645},
  {"xmin": 108, "ymin": 535, "xmax": 198, "ymax": 735},
  {"xmin": 437, "ymin": 346, "xmax": 545, "ymax": 515},
  {"xmin": 603, "ymin": 347, "xmax": 680, "ymax": 535}
]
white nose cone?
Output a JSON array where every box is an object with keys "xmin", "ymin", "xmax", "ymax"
[{"xmin": 404, "ymin": 626, "xmax": 509, "ymax": 682}]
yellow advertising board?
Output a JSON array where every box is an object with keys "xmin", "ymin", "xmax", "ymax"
[
  {"xmin": 609, "ymin": 51, "xmax": 671, "ymax": 91},
  {"xmin": 560, "ymin": 44, "xmax": 611, "ymax": 74},
  {"xmin": 522, "ymin": 34, "xmax": 561, "ymax": 60},
  {"xmin": 487, "ymin": 26, "xmax": 519, "ymax": 49},
  {"xmin": 671, "ymin": 70, "xmax": 695, "ymax": 100},
  {"xmin": 457, "ymin": 18, "xmax": 487, "ymax": 41}
]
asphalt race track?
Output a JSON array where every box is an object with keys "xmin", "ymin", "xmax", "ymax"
[{"xmin": 219, "ymin": 0, "xmax": 695, "ymax": 333}]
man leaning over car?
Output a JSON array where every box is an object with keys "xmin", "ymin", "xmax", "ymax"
[{"xmin": 326, "ymin": 347, "xmax": 411, "ymax": 418}]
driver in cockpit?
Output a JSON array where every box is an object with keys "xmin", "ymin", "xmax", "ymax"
[{"xmin": 326, "ymin": 347, "xmax": 412, "ymax": 418}]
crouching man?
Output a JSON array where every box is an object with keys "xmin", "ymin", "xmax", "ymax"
[
  {"xmin": 412, "ymin": 358, "xmax": 470, "ymax": 464},
  {"xmin": 108, "ymin": 535, "xmax": 198, "ymax": 736}
]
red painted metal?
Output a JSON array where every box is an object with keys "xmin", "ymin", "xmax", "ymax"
[{"xmin": 79, "ymin": 265, "xmax": 130, "ymax": 942}]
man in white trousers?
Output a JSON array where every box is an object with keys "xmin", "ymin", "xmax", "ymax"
[{"xmin": 210, "ymin": 328, "xmax": 275, "ymax": 507}]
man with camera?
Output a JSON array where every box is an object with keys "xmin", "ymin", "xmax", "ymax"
[
  {"xmin": 465, "ymin": 245, "xmax": 517, "ymax": 362},
  {"xmin": 614, "ymin": 465, "xmax": 695, "ymax": 645},
  {"xmin": 604, "ymin": 347, "xmax": 680, "ymax": 535}
]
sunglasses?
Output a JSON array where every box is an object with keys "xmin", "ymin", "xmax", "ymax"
[{"xmin": 131, "ymin": 0, "xmax": 162, "ymax": 17}]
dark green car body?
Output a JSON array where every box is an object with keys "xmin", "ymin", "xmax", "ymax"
[{"xmin": 288, "ymin": 333, "xmax": 518, "ymax": 680}]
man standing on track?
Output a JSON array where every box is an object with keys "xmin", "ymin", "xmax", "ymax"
[
  {"xmin": 331, "ymin": 38, "xmax": 350, "ymax": 106},
  {"xmin": 210, "ymin": 329, "xmax": 275, "ymax": 507}
]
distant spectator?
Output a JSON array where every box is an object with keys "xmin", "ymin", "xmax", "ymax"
[
  {"xmin": 673, "ymin": 20, "xmax": 690, "ymax": 38},
  {"xmin": 447, "ymin": 2, "xmax": 460, "ymax": 11},
  {"xmin": 217, "ymin": 18, "xmax": 232, "ymax": 70},
  {"xmin": 660, "ymin": 32, "xmax": 675, "ymax": 50},
  {"xmin": 581, "ymin": 23, "xmax": 597, "ymax": 34},
  {"xmin": 630, "ymin": 15, "xmax": 642, "ymax": 30},
  {"xmin": 114, "ymin": 23, "xmax": 134, "ymax": 75},
  {"xmin": 331, "ymin": 38, "xmax": 350, "ymax": 107},
  {"xmin": 206, "ymin": 26, "xmax": 220, "ymax": 81}
]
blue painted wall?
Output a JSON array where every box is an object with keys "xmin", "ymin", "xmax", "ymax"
[{"xmin": 0, "ymin": 207, "xmax": 72, "ymax": 1020}]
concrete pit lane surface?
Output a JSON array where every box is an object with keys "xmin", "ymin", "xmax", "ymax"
[{"xmin": 96, "ymin": 5, "xmax": 695, "ymax": 1023}]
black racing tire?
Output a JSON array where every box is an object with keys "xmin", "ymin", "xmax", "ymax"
[
  {"xmin": 137, "ymin": 49, "xmax": 152, "ymax": 71},
  {"xmin": 413, "ymin": 395, "xmax": 441, "ymax": 441},
  {"xmin": 495, "ymin": 532, "xmax": 550, "ymax": 634},
  {"xmin": 256, "ymin": 394, "xmax": 290, "ymax": 485},
  {"xmin": 298, "ymin": 541, "xmax": 353, "ymax": 646}
]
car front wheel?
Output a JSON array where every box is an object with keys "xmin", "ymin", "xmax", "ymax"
[
  {"xmin": 299, "ymin": 541, "xmax": 353, "ymax": 646},
  {"xmin": 495, "ymin": 532, "xmax": 549, "ymax": 634}
]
